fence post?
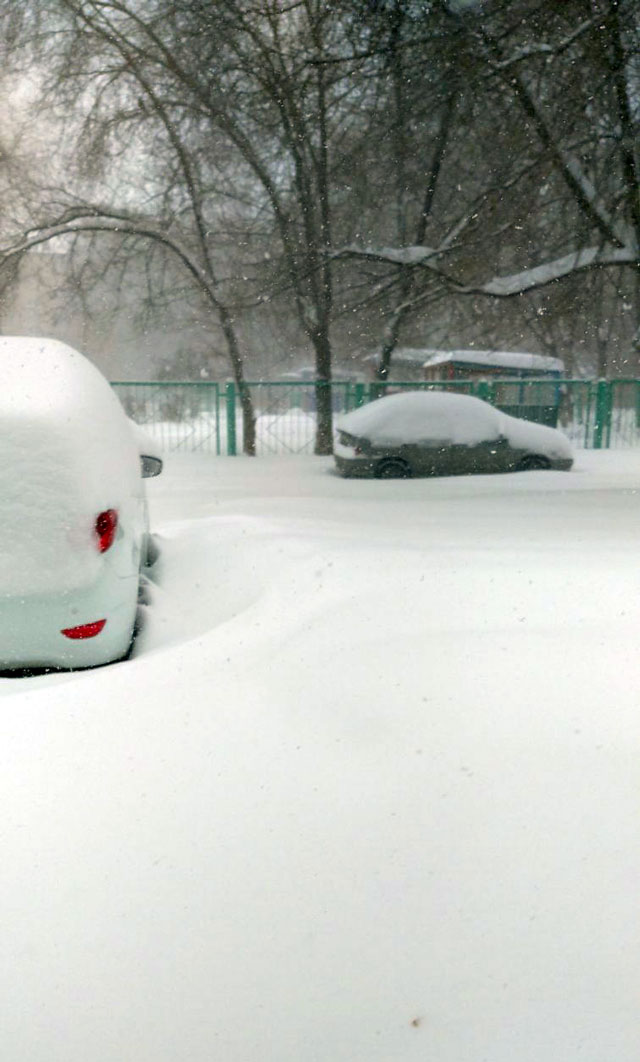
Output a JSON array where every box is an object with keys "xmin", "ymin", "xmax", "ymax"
[
  {"xmin": 354, "ymin": 382, "xmax": 366, "ymax": 408},
  {"xmin": 214, "ymin": 383, "xmax": 221, "ymax": 456},
  {"xmin": 225, "ymin": 382, "xmax": 237, "ymax": 456},
  {"xmin": 475, "ymin": 380, "xmax": 490, "ymax": 403},
  {"xmin": 592, "ymin": 379, "xmax": 611, "ymax": 449}
]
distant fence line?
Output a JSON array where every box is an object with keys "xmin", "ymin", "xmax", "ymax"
[{"xmin": 111, "ymin": 378, "xmax": 640, "ymax": 456}]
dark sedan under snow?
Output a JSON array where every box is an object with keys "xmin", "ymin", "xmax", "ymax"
[{"xmin": 333, "ymin": 391, "xmax": 573, "ymax": 479}]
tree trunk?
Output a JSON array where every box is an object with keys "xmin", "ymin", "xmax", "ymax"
[
  {"xmin": 311, "ymin": 325, "xmax": 333, "ymax": 455},
  {"xmin": 238, "ymin": 378, "xmax": 256, "ymax": 455},
  {"xmin": 375, "ymin": 93, "xmax": 456, "ymax": 381},
  {"xmin": 219, "ymin": 304, "xmax": 257, "ymax": 455},
  {"xmin": 375, "ymin": 292, "xmax": 410, "ymax": 382}
]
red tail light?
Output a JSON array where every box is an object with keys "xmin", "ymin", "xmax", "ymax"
[
  {"xmin": 95, "ymin": 509, "xmax": 118, "ymax": 552},
  {"xmin": 61, "ymin": 619, "xmax": 107, "ymax": 640}
]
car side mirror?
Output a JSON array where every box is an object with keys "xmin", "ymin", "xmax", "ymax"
[{"xmin": 141, "ymin": 454, "xmax": 163, "ymax": 478}]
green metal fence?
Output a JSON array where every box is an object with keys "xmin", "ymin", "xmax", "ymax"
[
  {"xmin": 112, "ymin": 377, "xmax": 640, "ymax": 455},
  {"xmin": 113, "ymin": 380, "xmax": 222, "ymax": 453}
]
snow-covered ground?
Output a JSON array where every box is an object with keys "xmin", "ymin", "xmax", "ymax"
[{"xmin": 1, "ymin": 451, "xmax": 638, "ymax": 1061}]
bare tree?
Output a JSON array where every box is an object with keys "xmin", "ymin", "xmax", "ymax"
[
  {"xmin": 332, "ymin": 0, "xmax": 640, "ymax": 371},
  {"xmin": 0, "ymin": 0, "xmax": 379, "ymax": 454},
  {"xmin": 1, "ymin": 0, "xmax": 638, "ymax": 421},
  {"xmin": 0, "ymin": 13, "xmax": 261, "ymax": 449}
]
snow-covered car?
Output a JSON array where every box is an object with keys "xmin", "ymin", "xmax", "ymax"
[
  {"xmin": 0, "ymin": 336, "xmax": 162, "ymax": 670},
  {"xmin": 333, "ymin": 390, "xmax": 573, "ymax": 478}
]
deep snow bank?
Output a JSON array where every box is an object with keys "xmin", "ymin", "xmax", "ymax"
[{"xmin": 0, "ymin": 452, "xmax": 638, "ymax": 1062}]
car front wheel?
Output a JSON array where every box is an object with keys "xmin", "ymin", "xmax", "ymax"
[
  {"xmin": 375, "ymin": 457, "xmax": 412, "ymax": 479},
  {"xmin": 516, "ymin": 454, "xmax": 550, "ymax": 471}
]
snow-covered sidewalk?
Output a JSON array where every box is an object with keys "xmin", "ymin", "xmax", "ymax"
[{"xmin": 1, "ymin": 451, "xmax": 638, "ymax": 1061}]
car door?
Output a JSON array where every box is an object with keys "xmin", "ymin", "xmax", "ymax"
[
  {"xmin": 407, "ymin": 418, "xmax": 507, "ymax": 477},
  {"xmin": 403, "ymin": 409, "xmax": 457, "ymax": 475},
  {"xmin": 460, "ymin": 434, "xmax": 511, "ymax": 474}
]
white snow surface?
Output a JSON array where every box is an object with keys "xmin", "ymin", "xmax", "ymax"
[
  {"xmin": 338, "ymin": 390, "xmax": 502, "ymax": 445},
  {"xmin": 0, "ymin": 337, "xmax": 140, "ymax": 593},
  {"xmin": 1, "ymin": 450, "xmax": 638, "ymax": 1062}
]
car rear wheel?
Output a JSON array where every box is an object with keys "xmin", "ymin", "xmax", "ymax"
[
  {"xmin": 375, "ymin": 457, "xmax": 412, "ymax": 479},
  {"xmin": 516, "ymin": 454, "xmax": 550, "ymax": 471}
]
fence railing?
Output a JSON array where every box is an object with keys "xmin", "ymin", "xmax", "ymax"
[{"xmin": 111, "ymin": 377, "xmax": 640, "ymax": 455}]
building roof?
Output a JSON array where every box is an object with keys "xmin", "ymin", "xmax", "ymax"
[{"xmin": 422, "ymin": 349, "xmax": 564, "ymax": 373}]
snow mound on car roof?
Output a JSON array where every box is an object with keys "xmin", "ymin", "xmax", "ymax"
[
  {"xmin": 0, "ymin": 337, "xmax": 140, "ymax": 595},
  {"xmin": 338, "ymin": 390, "xmax": 500, "ymax": 446}
]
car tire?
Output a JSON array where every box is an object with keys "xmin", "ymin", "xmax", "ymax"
[
  {"xmin": 375, "ymin": 458, "xmax": 412, "ymax": 479},
  {"xmin": 516, "ymin": 454, "xmax": 550, "ymax": 471}
]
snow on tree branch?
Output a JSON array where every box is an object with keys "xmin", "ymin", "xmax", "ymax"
[
  {"xmin": 464, "ymin": 246, "xmax": 638, "ymax": 297},
  {"xmin": 332, "ymin": 244, "xmax": 439, "ymax": 266},
  {"xmin": 332, "ymin": 241, "xmax": 639, "ymax": 298}
]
